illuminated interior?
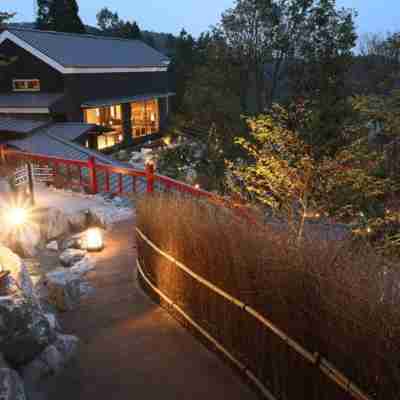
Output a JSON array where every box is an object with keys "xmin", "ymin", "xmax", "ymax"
[
  {"xmin": 131, "ymin": 99, "xmax": 159, "ymax": 137},
  {"xmin": 84, "ymin": 105, "xmax": 123, "ymax": 150},
  {"xmin": 83, "ymin": 99, "xmax": 160, "ymax": 150},
  {"xmin": 12, "ymin": 79, "xmax": 41, "ymax": 92}
]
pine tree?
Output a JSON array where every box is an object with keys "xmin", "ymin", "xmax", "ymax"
[
  {"xmin": 46, "ymin": 0, "xmax": 86, "ymax": 34},
  {"xmin": 36, "ymin": 0, "xmax": 51, "ymax": 29}
]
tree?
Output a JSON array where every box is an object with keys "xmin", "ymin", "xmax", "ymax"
[
  {"xmin": 41, "ymin": 0, "xmax": 85, "ymax": 33},
  {"xmin": 228, "ymin": 108, "xmax": 316, "ymax": 223},
  {"xmin": 169, "ymin": 29, "xmax": 198, "ymax": 112},
  {"xmin": 0, "ymin": 11, "xmax": 15, "ymax": 28},
  {"xmin": 96, "ymin": 7, "xmax": 141, "ymax": 40},
  {"xmin": 36, "ymin": 0, "xmax": 51, "ymax": 30},
  {"xmin": 288, "ymin": 0, "xmax": 357, "ymax": 155},
  {"xmin": 0, "ymin": 12, "xmax": 17, "ymax": 66},
  {"xmin": 353, "ymin": 32, "xmax": 400, "ymax": 96}
]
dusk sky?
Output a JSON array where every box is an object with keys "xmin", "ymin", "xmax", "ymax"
[{"xmin": 9, "ymin": 0, "xmax": 400, "ymax": 38}]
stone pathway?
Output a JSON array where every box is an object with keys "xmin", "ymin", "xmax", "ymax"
[{"xmin": 39, "ymin": 218, "xmax": 258, "ymax": 400}]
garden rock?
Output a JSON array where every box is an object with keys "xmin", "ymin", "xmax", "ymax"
[
  {"xmin": 46, "ymin": 241, "xmax": 58, "ymax": 252},
  {"xmin": 0, "ymin": 246, "xmax": 34, "ymax": 299},
  {"xmin": 70, "ymin": 258, "xmax": 95, "ymax": 277},
  {"xmin": 60, "ymin": 233, "xmax": 84, "ymax": 251},
  {"xmin": 39, "ymin": 208, "xmax": 70, "ymax": 241},
  {"xmin": 67, "ymin": 211, "xmax": 89, "ymax": 233},
  {"xmin": 36, "ymin": 270, "xmax": 81, "ymax": 312},
  {"xmin": 3, "ymin": 225, "xmax": 42, "ymax": 259},
  {"xmin": 87, "ymin": 208, "xmax": 110, "ymax": 229},
  {"xmin": 0, "ymin": 356, "xmax": 26, "ymax": 400},
  {"xmin": 0, "ymin": 296, "xmax": 55, "ymax": 366},
  {"xmin": 59, "ymin": 249, "xmax": 86, "ymax": 267},
  {"xmin": 21, "ymin": 334, "xmax": 79, "ymax": 385}
]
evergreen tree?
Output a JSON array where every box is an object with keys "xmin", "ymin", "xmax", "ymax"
[
  {"xmin": 96, "ymin": 7, "xmax": 141, "ymax": 40},
  {"xmin": 36, "ymin": 0, "xmax": 51, "ymax": 29},
  {"xmin": 46, "ymin": 0, "xmax": 86, "ymax": 33}
]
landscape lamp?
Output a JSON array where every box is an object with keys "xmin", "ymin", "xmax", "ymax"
[
  {"xmin": 5, "ymin": 206, "xmax": 29, "ymax": 227},
  {"xmin": 86, "ymin": 227, "xmax": 104, "ymax": 252}
]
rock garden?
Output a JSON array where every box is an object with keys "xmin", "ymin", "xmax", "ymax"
[{"xmin": 0, "ymin": 186, "xmax": 135, "ymax": 400}]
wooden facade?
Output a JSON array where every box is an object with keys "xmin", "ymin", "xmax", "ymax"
[{"xmin": 0, "ymin": 33, "xmax": 172, "ymax": 151}]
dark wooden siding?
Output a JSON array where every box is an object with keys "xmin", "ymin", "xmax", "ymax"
[
  {"xmin": 0, "ymin": 39, "xmax": 64, "ymax": 93},
  {"xmin": 64, "ymin": 72, "xmax": 170, "ymax": 121}
]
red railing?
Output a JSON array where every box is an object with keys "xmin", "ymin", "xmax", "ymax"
[{"xmin": 0, "ymin": 145, "xmax": 258, "ymax": 223}]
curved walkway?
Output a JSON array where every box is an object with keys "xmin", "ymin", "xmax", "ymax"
[{"xmin": 40, "ymin": 218, "xmax": 258, "ymax": 400}]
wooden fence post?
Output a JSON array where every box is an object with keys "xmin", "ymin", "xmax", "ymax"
[
  {"xmin": 146, "ymin": 162, "xmax": 154, "ymax": 194},
  {"xmin": 88, "ymin": 156, "xmax": 98, "ymax": 194}
]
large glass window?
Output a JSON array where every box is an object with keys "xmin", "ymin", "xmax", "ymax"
[
  {"xmin": 131, "ymin": 99, "xmax": 159, "ymax": 137},
  {"xmin": 84, "ymin": 105, "xmax": 123, "ymax": 150}
]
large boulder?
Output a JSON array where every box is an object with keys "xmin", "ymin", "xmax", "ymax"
[
  {"xmin": 36, "ymin": 270, "xmax": 82, "ymax": 312},
  {"xmin": 67, "ymin": 211, "xmax": 89, "ymax": 233},
  {"xmin": 38, "ymin": 208, "xmax": 70, "ymax": 241},
  {"xmin": 0, "ymin": 355, "xmax": 26, "ymax": 400},
  {"xmin": 1, "ymin": 225, "xmax": 42, "ymax": 259},
  {"xmin": 0, "ymin": 246, "xmax": 34, "ymax": 299},
  {"xmin": 59, "ymin": 249, "xmax": 86, "ymax": 267},
  {"xmin": 21, "ymin": 334, "xmax": 79, "ymax": 385},
  {"xmin": 0, "ymin": 296, "xmax": 55, "ymax": 367},
  {"xmin": 87, "ymin": 207, "xmax": 110, "ymax": 230}
]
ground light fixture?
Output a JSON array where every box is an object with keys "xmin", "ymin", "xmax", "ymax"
[
  {"xmin": 6, "ymin": 207, "xmax": 29, "ymax": 227},
  {"xmin": 86, "ymin": 227, "xmax": 104, "ymax": 252}
]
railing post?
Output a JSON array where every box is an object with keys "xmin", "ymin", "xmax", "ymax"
[
  {"xmin": 88, "ymin": 156, "xmax": 98, "ymax": 194},
  {"xmin": 0, "ymin": 145, "xmax": 6, "ymax": 165},
  {"xmin": 146, "ymin": 162, "xmax": 154, "ymax": 194}
]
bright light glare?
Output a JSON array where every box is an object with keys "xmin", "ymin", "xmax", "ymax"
[
  {"xmin": 7, "ymin": 207, "xmax": 28, "ymax": 227},
  {"xmin": 86, "ymin": 228, "xmax": 104, "ymax": 251}
]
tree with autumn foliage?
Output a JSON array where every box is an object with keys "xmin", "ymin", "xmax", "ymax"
[{"xmin": 227, "ymin": 106, "xmax": 318, "ymax": 239}]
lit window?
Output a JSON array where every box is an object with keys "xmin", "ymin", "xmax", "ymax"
[
  {"xmin": 12, "ymin": 79, "xmax": 41, "ymax": 92},
  {"xmin": 131, "ymin": 99, "xmax": 159, "ymax": 137}
]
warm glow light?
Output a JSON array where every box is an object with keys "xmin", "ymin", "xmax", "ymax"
[
  {"xmin": 6, "ymin": 207, "xmax": 28, "ymax": 227},
  {"xmin": 194, "ymin": 184, "xmax": 200, "ymax": 189},
  {"xmin": 163, "ymin": 136, "xmax": 172, "ymax": 146},
  {"xmin": 86, "ymin": 228, "xmax": 104, "ymax": 252},
  {"xmin": 367, "ymin": 227, "xmax": 372, "ymax": 233}
]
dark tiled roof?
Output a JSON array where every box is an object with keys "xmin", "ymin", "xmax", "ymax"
[
  {"xmin": 7, "ymin": 124, "xmax": 127, "ymax": 166},
  {"xmin": 82, "ymin": 92, "xmax": 175, "ymax": 108},
  {"xmin": 40, "ymin": 123, "xmax": 96, "ymax": 141},
  {"xmin": 0, "ymin": 93, "xmax": 64, "ymax": 109},
  {"xmin": 0, "ymin": 118, "xmax": 49, "ymax": 134},
  {"xmin": 8, "ymin": 28, "xmax": 169, "ymax": 69}
]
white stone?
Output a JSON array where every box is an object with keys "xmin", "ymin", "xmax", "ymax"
[
  {"xmin": 0, "ymin": 294, "xmax": 55, "ymax": 366},
  {"xmin": 46, "ymin": 241, "xmax": 58, "ymax": 252},
  {"xmin": 44, "ymin": 313, "xmax": 61, "ymax": 332},
  {"xmin": 59, "ymin": 249, "xmax": 86, "ymax": 267},
  {"xmin": 67, "ymin": 211, "xmax": 89, "ymax": 233},
  {"xmin": 36, "ymin": 270, "xmax": 81, "ymax": 312},
  {"xmin": 0, "ymin": 246, "xmax": 34, "ymax": 299},
  {"xmin": 0, "ymin": 365, "xmax": 26, "ymax": 400},
  {"xmin": 2, "ymin": 224, "xmax": 42, "ymax": 259},
  {"xmin": 70, "ymin": 258, "xmax": 95, "ymax": 277},
  {"xmin": 21, "ymin": 334, "xmax": 79, "ymax": 385},
  {"xmin": 39, "ymin": 208, "xmax": 70, "ymax": 241},
  {"xmin": 54, "ymin": 334, "xmax": 79, "ymax": 364}
]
